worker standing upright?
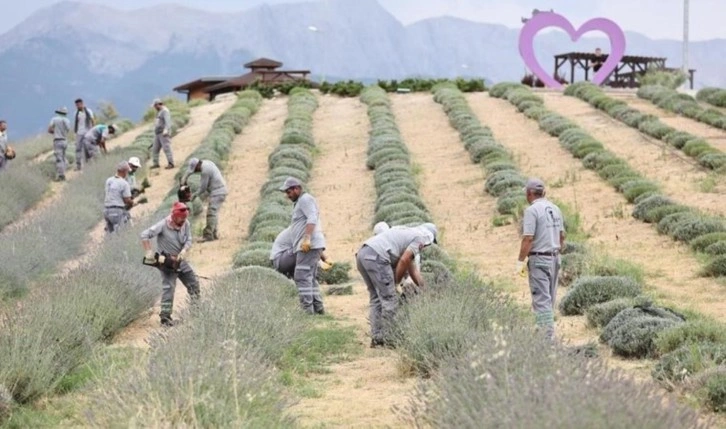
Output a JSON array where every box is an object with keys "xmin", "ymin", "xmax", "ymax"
[
  {"xmin": 73, "ymin": 98, "xmax": 95, "ymax": 171},
  {"xmin": 150, "ymin": 98, "xmax": 174, "ymax": 169},
  {"xmin": 48, "ymin": 107, "xmax": 71, "ymax": 181}
]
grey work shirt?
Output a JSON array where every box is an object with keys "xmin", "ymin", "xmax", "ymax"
[
  {"xmin": 154, "ymin": 107, "xmax": 172, "ymax": 135},
  {"xmin": 270, "ymin": 227, "xmax": 293, "ymax": 260},
  {"xmin": 104, "ymin": 175, "xmax": 131, "ymax": 208},
  {"xmin": 141, "ymin": 217, "xmax": 192, "ymax": 256},
  {"xmin": 363, "ymin": 227, "xmax": 433, "ymax": 267},
  {"xmin": 75, "ymin": 108, "xmax": 94, "ymax": 135},
  {"xmin": 522, "ymin": 198, "xmax": 565, "ymax": 253},
  {"xmin": 49, "ymin": 116, "xmax": 71, "ymax": 140},
  {"xmin": 290, "ymin": 193, "xmax": 326, "ymax": 252},
  {"xmin": 197, "ymin": 161, "xmax": 228, "ymax": 197},
  {"xmin": 84, "ymin": 125, "xmax": 109, "ymax": 145}
]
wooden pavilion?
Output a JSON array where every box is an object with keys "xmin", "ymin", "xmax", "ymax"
[{"xmin": 553, "ymin": 52, "xmax": 696, "ymax": 89}]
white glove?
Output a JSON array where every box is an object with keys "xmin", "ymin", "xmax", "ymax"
[
  {"xmin": 178, "ymin": 249, "xmax": 187, "ymax": 262},
  {"xmin": 162, "ymin": 128, "xmax": 170, "ymax": 137},
  {"xmin": 144, "ymin": 250, "xmax": 156, "ymax": 264},
  {"xmin": 515, "ymin": 260, "xmax": 527, "ymax": 277}
]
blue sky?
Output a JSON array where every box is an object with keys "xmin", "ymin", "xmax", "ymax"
[{"xmin": 3, "ymin": 0, "xmax": 721, "ymax": 41}]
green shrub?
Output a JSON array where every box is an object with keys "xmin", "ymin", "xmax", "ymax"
[
  {"xmin": 706, "ymin": 373, "xmax": 726, "ymax": 412},
  {"xmin": 496, "ymin": 193, "xmax": 527, "ymax": 215},
  {"xmin": 638, "ymin": 119, "xmax": 674, "ymax": 139},
  {"xmin": 483, "ymin": 161, "xmax": 517, "ymax": 174},
  {"xmin": 653, "ymin": 342, "xmax": 726, "ymax": 384},
  {"xmin": 664, "ymin": 131, "xmax": 693, "ymax": 149},
  {"xmin": 655, "ymin": 320, "xmax": 726, "ymax": 355},
  {"xmin": 559, "ymin": 276, "xmax": 642, "ymax": 315},
  {"xmin": 699, "ymin": 152, "xmax": 726, "ymax": 170},
  {"xmin": 268, "ymin": 146, "xmax": 313, "ymax": 170},
  {"xmin": 643, "ymin": 204, "xmax": 691, "ymax": 224},
  {"xmin": 489, "ymin": 177, "xmax": 526, "ymax": 197},
  {"xmin": 683, "ymin": 139, "xmax": 715, "ymax": 158},
  {"xmin": 559, "ymin": 252, "xmax": 587, "ymax": 286},
  {"xmin": 671, "ymin": 216, "xmax": 725, "ymax": 243},
  {"xmin": 601, "ymin": 306, "xmax": 685, "ymax": 344},
  {"xmin": 582, "ymin": 151, "xmax": 624, "ymax": 170},
  {"xmin": 702, "ymin": 256, "xmax": 726, "ymax": 277},
  {"xmin": 608, "ymin": 316, "xmax": 682, "ymax": 358},
  {"xmin": 621, "ymin": 180, "xmax": 660, "ymax": 203},
  {"xmin": 585, "ymin": 296, "xmax": 651, "ymax": 328},
  {"xmin": 317, "ymin": 262, "xmax": 351, "ymax": 285},
  {"xmin": 233, "ymin": 248, "xmax": 273, "ymax": 268},
  {"xmin": 704, "ymin": 241, "xmax": 726, "ymax": 256},
  {"xmin": 657, "ymin": 212, "xmax": 697, "ymax": 235},
  {"xmin": 690, "ymin": 232, "xmax": 726, "ymax": 252}
]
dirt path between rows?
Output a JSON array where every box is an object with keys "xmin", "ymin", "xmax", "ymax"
[
  {"xmin": 5, "ymin": 125, "xmax": 151, "ymax": 234},
  {"xmin": 465, "ymin": 92, "xmax": 726, "ymax": 324},
  {"xmin": 114, "ymin": 97, "xmax": 288, "ymax": 347},
  {"xmin": 542, "ymin": 93, "xmax": 726, "ymax": 216},
  {"xmin": 613, "ymin": 93, "xmax": 726, "ymax": 153},
  {"xmin": 290, "ymin": 95, "xmax": 413, "ymax": 428}
]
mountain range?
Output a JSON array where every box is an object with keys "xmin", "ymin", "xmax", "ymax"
[{"xmin": 3, "ymin": 0, "xmax": 725, "ymax": 138}]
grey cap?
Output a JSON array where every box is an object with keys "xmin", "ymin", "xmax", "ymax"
[
  {"xmin": 55, "ymin": 106, "xmax": 68, "ymax": 115},
  {"xmin": 279, "ymin": 177, "xmax": 302, "ymax": 191},
  {"xmin": 116, "ymin": 160, "xmax": 130, "ymax": 172},
  {"xmin": 524, "ymin": 177, "xmax": 546, "ymax": 192},
  {"xmin": 152, "ymin": 98, "xmax": 163, "ymax": 105},
  {"xmin": 188, "ymin": 157, "xmax": 200, "ymax": 173},
  {"xmin": 373, "ymin": 221, "xmax": 390, "ymax": 235},
  {"xmin": 420, "ymin": 222, "xmax": 438, "ymax": 244}
]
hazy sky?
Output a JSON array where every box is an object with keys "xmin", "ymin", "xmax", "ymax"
[{"xmin": 2, "ymin": 0, "xmax": 722, "ymax": 41}]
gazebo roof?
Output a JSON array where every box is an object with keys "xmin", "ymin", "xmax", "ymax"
[
  {"xmin": 244, "ymin": 58, "xmax": 283, "ymax": 69},
  {"xmin": 554, "ymin": 52, "xmax": 667, "ymax": 63},
  {"xmin": 173, "ymin": 76, "xmax": 237, "ymax": 91}
]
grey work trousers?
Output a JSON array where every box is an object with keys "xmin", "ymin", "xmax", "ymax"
[
  {"xmin": 74, "ymin": 134, "xmax": 85, "ymax": 169},
  {"xmin": 81, "ymin": 137, "xmax": 99, "ymax": 164},
  {"xmin": 0, "ymin": 155, "xmax": 7, "ymax": 171},
  {"xmin": 152, "ymin": 133, "xmax": 174, "ymax": 166},
  {"xmin": 159, "ymin": 260, "xmax": 200, "ymax": 319},
  {"xmin": 103, "ymin": 207, "xmax": 129, "ymax": 235},
  {"xmin": 356, "ymin": 245, "xmax": 398, "ymax": 343},
  {"xmin": 53, "ymin": 139, "xmax": 67, "ymax": 177},
  {"xmin": 527, "ymin": 254, "xmax": 561, "ymax": 341},
  {"xmin": 294, "ymin": 249, "xmax": 324, "ymax": 314},
  {"xmin": 202, "ymin": 194, "xmax": 226, "ymax": 240},
  {"xmin": 273, "ymin": 249, "xmax": 296, "ymax": 279}
]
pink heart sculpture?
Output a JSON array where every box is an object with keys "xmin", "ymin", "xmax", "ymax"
[{"xmin": 519, "ymin": 12, "xmax": 626, "ymax": 89}]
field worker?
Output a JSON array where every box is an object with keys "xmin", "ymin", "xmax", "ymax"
[
  {"xmin": 270, "ymin": 226, "xmax": 333, "ymax": 278},
  {"xmin": 183, "ymin": 158, "xmax": 228, "ymax": 242},
  {"xmin": 73, "ymin": 98, "xmax": 95, "ymax": 171},
  {"xmin": 103, "ymin": 161, "xmax": 134, "ymax": 234},
  {"xmin": 280, "ymin": 177, "xmax": 326, "ymax": 315},
  {"xmin": 357, "ymin": 223, "xmax": 437, "ymax": 347},
  {"xmin": 0, "ymin": 120, "xmax": 9, "ymax": 172},
  {"xmin": 82, "ymin": 123, "xmax": 117, "ymax": 163},
  {"xmin": 141, "ymin": 202, "xmax": 199, "ymax": 327},
  {"xmin": 127, "ymin": 156, "xmax": 142, "ymax": 192},
  {"xmin": 48, "ymin": 107, "xmax": 71, "ymax": 181},
  {"xmin": 150, "ymin": 98, "xmax": 174, "ymax": 169},
  {"xmin": 373, "ymin": 221, "xmax": 421, "ymax": 274},
  {"xmin": 516, "ymin": 178, "xmax": 565, "ymax": 341}
]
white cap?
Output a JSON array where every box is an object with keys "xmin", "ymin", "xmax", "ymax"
[
  {"xmin": 419, "ymin": 223, "xmax": 438, "ymax": 244},
  {"xmin": 128, "ymin": 156, "xmax": 141, "ymax": 168},
  {"xmin": 373, "ymin": 221, "xmax": 390, "ymax": 235},
  {"xmin": 279, "ymin": 177, "xmax": 303, "ymax": 191}
]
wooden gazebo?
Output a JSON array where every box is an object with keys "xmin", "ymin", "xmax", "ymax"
[{"xmin": 553, "ymin": 52, "xmax": 696, "ymax": 89}]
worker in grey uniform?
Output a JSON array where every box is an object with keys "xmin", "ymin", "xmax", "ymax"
[
  {"xmin": 141, "ymin": 202, "xmax": 199, "ymax": 327},
  {"xmin": 270, "ymin": 226, "xmax": 333, "ymax": 278},
  {"xmin": 48, "ymin": 107, "xmax": 71, "ymax": 181},
  {"xmin": 73, "ymin": 98, "xmax": 95, "ymax": 171},
  {"xmin": 82, "ymin": 123, "xmax": 117, "ymax": 164},
  {"xmin": 357, "ymin": 223, "xmax": 437, "ymax": 347},
  {"xmin": 280, "ymin": 177, "xmax": 326, "ymax": 315},
  {"xmin": 150, "ymin": 98, "xmax": 174, "ymax": 169},
  {"xmin": 516, "ymin": 178, "xmax": 565, "ymax": 341},
  {"xmin": 0, "ymin": 120, "xmax": 8, "ymax": 172},
  {"xmin": 183, "ymin": 158, "xmax": 228, "ymax": 242},
  {"xmin": 103, "ymin": 161, "xmax": 134, "ymax": 235}
]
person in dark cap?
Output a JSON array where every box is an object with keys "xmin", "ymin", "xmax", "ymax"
[
  {"xmin": 150, "ymin": 98, "xmax": 174, "ymax": 169},
  {"xmin": 516, "ymin": 178, "xmax": 565, "ymax": 341},
  {"xmin": 280, "ymin": 176, "xmax": 326, "ymax": 315}
]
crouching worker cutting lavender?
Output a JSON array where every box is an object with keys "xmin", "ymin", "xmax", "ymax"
[{"xmin": 141, "ymin": 201, "xmax": 200, "ymax": 327}]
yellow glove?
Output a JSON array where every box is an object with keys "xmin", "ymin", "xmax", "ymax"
[
  {"xmin": 319, "ymin": 260, "xmax": 333, "ymax": 271},
  {"xmin": 144, "ymin": 250, "xmax": 156, "ymax": 265},
  {"xmin": 301, "ymin": 235, "xmax": 312, "ymax": 253},
  {"xmin": 515, "ymin": 260, "xmax": 527, "ymax": 278}
]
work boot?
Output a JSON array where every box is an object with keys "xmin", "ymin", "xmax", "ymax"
[
  {"xmin": 56, "ymin": 175, "xmax": 66, "ymax": 182},
  {"xmin": 165, "ymin": 163, "xmax": 175, "ymax": 170},
  {"xmin": 370, "ymin": 338, "xmax": 394, "ymax": 349},
  {"xmin": 150, "ymin": 163, "xmax": 160, "ymax": 169},
  {"xmin": 199, "ymin": 235, "xmax": 215, "ymax": 243},
  {"xmin": 160, "ymin": 315, "xmax": 174, "ymax": 327}
]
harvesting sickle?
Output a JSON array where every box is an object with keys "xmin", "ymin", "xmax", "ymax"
[{"xmin": 519, "ymin": 11, "xmax": 626, "ymax": 88}]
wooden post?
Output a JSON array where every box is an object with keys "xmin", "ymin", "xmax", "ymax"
[{"xmin": 570, "ymin": 58, "xmax": 575, "ymax": 84}]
